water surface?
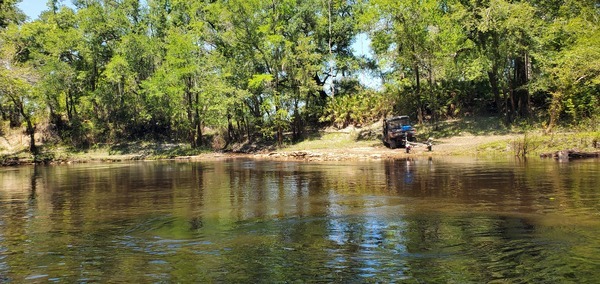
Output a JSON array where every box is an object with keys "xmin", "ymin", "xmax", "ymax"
[{"xmin": 1, "ymin": 158, "xmax": 599, "ymax": 282}]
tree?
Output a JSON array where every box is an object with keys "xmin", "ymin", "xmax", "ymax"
[
  {"xmin": 454, "ymin": 0, "xmax": 540, "ymax": 121},
  {"xmin": 363, "ymin": 0, "xmax": 462, "ymax": 123},
  {"xmin": 534, "ymin": 0, "xmax": 600, "ymax": 131},
  {"xmin": 0, "ymin": 41, "xmax": 40, "ymax": 153},
  {"xmin": 2, "ymin": 0, "xmax": 597, "ymax": 153},
  {"xmin": 0, "ymin": 0, "xmax": 25, "ymax": 28}
]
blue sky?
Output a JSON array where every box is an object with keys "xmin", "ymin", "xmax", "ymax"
[
  {"xmin": 18, "ymin": 0, "xmax": 48, "ymax": 21},
  {"xmin": 18, "ymin": 0, "xmax": 77, "ymax": 21}
]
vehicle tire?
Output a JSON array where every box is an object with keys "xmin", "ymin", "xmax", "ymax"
[{"xmin": 389, "ymin": 140, "xmax": 397, "ymax": 149}]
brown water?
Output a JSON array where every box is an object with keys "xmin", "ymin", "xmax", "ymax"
[{"xmin": 1, "ymin": 158, "xmax": 599, "ymax": 282}]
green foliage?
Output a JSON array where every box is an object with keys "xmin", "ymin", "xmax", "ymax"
[
  {"xmin": 321, "ymin": 89, "xmax": 393, "ymax": 128},
  {"xmin": 511, "ymin": 132, "xmax": 543, "ymax": 157},
  {"xmin": 1, "ymin": 0, "xmax": 599, "ymax": 154},
  {"xmin": 0, "ymin": 0, "xmax": 25, "ymax": 28},
  {"xmin": 0, "ymin": 43, "xmax": 41, "ymax": 153}
]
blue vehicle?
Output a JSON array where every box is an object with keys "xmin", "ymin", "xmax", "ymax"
[{"xmin": 383, "ymin": 116, "xmax": 417, "ymax": 149}]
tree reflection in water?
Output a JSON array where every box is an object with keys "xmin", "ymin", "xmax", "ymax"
[{"xmin": 0, "ymin": 159, "xmax": 599, "ymax": 282}]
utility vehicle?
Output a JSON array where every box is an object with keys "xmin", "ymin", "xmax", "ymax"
[{"xmin": 383, "ymin": 116, "xmax": 416, "ymax": 149}]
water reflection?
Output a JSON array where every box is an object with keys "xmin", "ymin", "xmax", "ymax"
[{"xmin": 0, "ymin": 158, "xmax": 599, "ymax": 282}]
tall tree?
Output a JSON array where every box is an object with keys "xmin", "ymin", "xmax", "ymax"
[
  {"xmin": 454, "ymin": 0, "xmax": 539, "ymax": 121},
  {"xmin": 533, "ymin": 0, "xmax": 600, "ymax": 131},
  {"xmin": 0, "ymin": 34, "xmax": 40, "ymax": 153},
  {"xmin": 364, "ymin": 0, "xmax": 456, "ymax": 123}
]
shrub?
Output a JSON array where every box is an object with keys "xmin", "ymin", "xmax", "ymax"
[{"xmin": 321, "ymin": 90, "xmax": 394, "ymax": 128}]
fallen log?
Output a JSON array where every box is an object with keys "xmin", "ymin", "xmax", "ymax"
[{"xmin": 540, "ymin": 149, "xmax": 600, "ymax": 160}]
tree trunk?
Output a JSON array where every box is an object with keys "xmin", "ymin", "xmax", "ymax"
[
  {"xmin": 513, "ymin": 54, "xmax": 529, "ymax": 118},
  {"xmin": 488, "ymin": 68, "xmax": 501, "ymax": 113},
  {"xmin": 8, "ymin": 97, "xmax": 37, "ymax": 154},
  {"xmin": 26, "ymin": 118, "xmax": 37, "ymax": 154},
  {"xmin": 413, "ymin": 44, "xmax": 423, "ymax": 124},
  {"xmin": 489, "ymin": 33, "xmax": 502, "ymax": 113},
  {"xmin": 275, "ymin": 78, "xmax": 282, "ymax": 147},
  {"xmin": 195, "ymin": 92, "xmax": 202, "ymax": 147},
  {"xmin": 415, "ymin": 62, "xmax": 423, "ymax": 124},
  {"xmin": 196, "ymin": 120, "xmax": 203, "ymax": 147},
  {"xmin": 293, "ymin": 104, "xmax": 301, "ymax": 141},
  {"xmin": 186, "ymin": 89, "xmax": 195, "ymax": 148},
  {"xmin": 66, "ymin": 88, "xmax": 77, "ymax": 121},
  {"xmin": 277, "ymin": 108, "xmax": 283, "ymax": 146},
  {"xmin": 428, "ymin": 63, "xmax": 436, "ymax": 128},
  {"xmin": 226, "ymin": 112, "xmax": 233, "ymax": 147},
  {"xmin": 244, "ymin": 115, "xmax": 250, "ymax": 142}
]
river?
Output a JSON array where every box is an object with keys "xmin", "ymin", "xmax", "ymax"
[{"xmin": 1, "ymin": 158, "xmax": 599, "ymax": 282}]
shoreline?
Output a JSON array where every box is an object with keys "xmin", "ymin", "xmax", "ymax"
[{"xmin": 2, "ymin": 128, "xmax": 599, "ymax": 166}]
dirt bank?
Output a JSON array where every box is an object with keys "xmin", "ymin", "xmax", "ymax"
[
  {"xmin": 3, "ymin": 117, "xmax": 599, "ymax": 165},
  {"xmin": 1, "ymin": 133, "xmax": 514, "ymax": 166}
]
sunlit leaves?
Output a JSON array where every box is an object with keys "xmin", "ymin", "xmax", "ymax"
[
  {"xmin": 249, "ymin": 74, "xmax": 274, "ymax": 90},
  {"xmin": 2, "ymin": 0, "xmax": 599, "ymax": 151}
]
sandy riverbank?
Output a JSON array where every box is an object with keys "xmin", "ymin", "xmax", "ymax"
[{"xmin": 2, "ymin": 119, "xmax": 599, "ymax": 165}]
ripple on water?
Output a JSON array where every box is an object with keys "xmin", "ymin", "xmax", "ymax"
[
  {"xmin": 25, "ymin": 274, "xmax": 49, "ymax": 281},
  {"xmin": 1, "ymin": 159, "xmax": 598, "ymax": 283}
]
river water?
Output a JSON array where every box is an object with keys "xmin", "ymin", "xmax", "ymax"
[{"xmin": 0, "ymin": 158, "xmax": 599, "ymax": 282}]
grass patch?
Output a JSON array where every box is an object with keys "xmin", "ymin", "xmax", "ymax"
[
  {"xmin": 510, "ymin": 132, "xmax": 544, "ymax": 157},
  {"xmin": 476, "ymin": 139, "xmax": 513, "ymax": 156},
  {"xmin": 104, "ymin": 142, "xmax": 210, "ymax": 159},
  {"xmin": 534, "ymin": 131, "xmax": 600, "ymax": 154},
  {"xmin": 53, "ymin": 142, "xmax": 212, "ymax": 162},
  {"xmin": 419, "ymin": 116, "xmax": 510, "ymax": 138},
  {"xmin": 283, "ymin": 131, "xmax": 379, "ymax": 151},
  {"xmin": 475, "ymin": 131, "xmax": 600, "ymax": 157}
]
